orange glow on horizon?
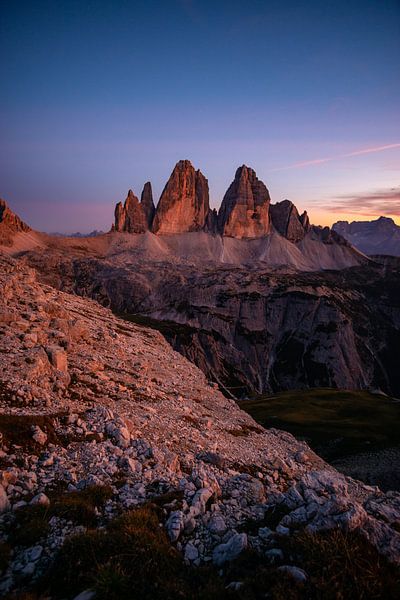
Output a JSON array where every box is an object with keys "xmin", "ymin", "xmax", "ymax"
[{"xmin": 306, "ymin": 209, "xmax": 400, "ymax": 228}]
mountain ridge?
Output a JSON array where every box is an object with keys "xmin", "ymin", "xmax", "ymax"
[{"xmin": 333, "ymin": 216, "xmax": 400, "ymax": 257}]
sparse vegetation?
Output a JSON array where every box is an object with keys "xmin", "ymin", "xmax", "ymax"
[
  {"xmin": 10, "ymin": 485, "xmax": 114, "ymax": 547},
  {"xmin": 40, "ymin": 505, "xmax": 230, "ymax": 600},
  {"xmin": 226, "ymin": 529, "xmax": 400, "ymax": 599},
  {"xmin": 21, "ymin": 507, "xmax": 399, "ymax": 600}
]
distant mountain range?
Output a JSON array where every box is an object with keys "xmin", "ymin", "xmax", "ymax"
[
  {"xmin": 50, "ymin": 230, "xmax": 104, "ymax": 238},
  {"xmin": 333, "ymin": 216, "xmax": 400, "ymax": 257}
]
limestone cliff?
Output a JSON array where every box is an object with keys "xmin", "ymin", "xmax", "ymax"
[
  {"xmin": 218, "ymin": 166, "xmax": 271, "ymax": 238},
  {"xmin": 270, "ymin": 200, "xmax": 308, "ymax": 243},
  {"xmin": 140, "ymin": 181, "xmax": 155, "ymax": 228},
  {"xmin": 152, "ymin": 160, "xmax": 210, "ymax": 234},
  {"xmin": 114, "ymin": 189, "xmax": 149, "ymax": 233}
]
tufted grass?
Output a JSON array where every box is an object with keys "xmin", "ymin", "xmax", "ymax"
[
  {"xmin": 40, "ymin": 504, "xmax": 229, "ymax": 600},
  {"xmin": 10, "ymin": 484, "xmax": 113, "ymax": 547}
]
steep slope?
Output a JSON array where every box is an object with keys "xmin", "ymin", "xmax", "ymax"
[
  {"xmin": 0, "ymin": 254, "xmax": 399, "ymax": 598},
  {"xmin": 333, "ymin": 216, "xmax": 400, "ymax": 256},
  {"xmin": 0, "ymin": 199, "xmax": 45, "ymax": 252}
]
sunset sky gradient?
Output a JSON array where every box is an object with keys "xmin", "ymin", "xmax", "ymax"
[{"xmin": 1, "ymin": 0, "xmax": 399, "ymax": 232}]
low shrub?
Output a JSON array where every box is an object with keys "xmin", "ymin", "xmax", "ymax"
[
  {"xmin": 10, "ymin": 484, "xmax": 113, "ymax": 547},
  {"xmin": 41, "ymin": 504, "xmax": 230, "ymax": 600}
]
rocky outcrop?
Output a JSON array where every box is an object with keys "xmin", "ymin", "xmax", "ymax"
[
  {"xmin": 204, "ymin": 208, "xmax": 219, "ymax": 234},
  {"xmin": 218, "ymin": 166, "xmax": 271, "ymax": 238},
  {"xmin": 0, "ymin": 199, "xmax": 31, "ymax": 233},
  {"xmin": 140, "ymin": 182, "xmax": 155, "ymax": 228},
  {"xmin": 152, "ymin": 160, "xmax": 210, "ymax": 234},
  {"xmin": 309, "ymin": 225, "xmax": 352, "ymax": 246},
  {"xmin": 270, "ymin": 200, "xmax": 308, "ymax": 242},
  {"xmin": 299, "ymin": 210, "xmax": 310, "ymax": 231},
  {"xmin": 114, "ymin": 189, "xmax": 149, "ymax": 233},
  {"xmin": 0, "ymin": 199, "xmax": 31, "ymax": 247}
]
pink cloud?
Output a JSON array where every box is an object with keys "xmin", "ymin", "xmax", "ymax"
[{"xmin": 271, "ymin": 143, "xmax": 400, "ymax": 172}]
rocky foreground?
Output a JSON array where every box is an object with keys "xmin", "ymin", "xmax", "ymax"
[{"xmin": 0, "ymin": 254, "xmax": 400, "ymax": 596}]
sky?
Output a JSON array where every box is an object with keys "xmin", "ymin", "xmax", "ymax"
[{"xmin": 1, "ymin": 0, "xmax": 399, "ymax": 232}]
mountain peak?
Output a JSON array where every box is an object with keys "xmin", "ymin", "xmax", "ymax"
[
  {"xmin": 140, "ymin": 181, "xmax": 155, "ymax": 228},
  {"xmin": 0, "ymin": 199, "xmax": 31, "ymax": 234},
  {"xmin": 152, "ymin": 160, "xmax": 210, "ymax": 234},
  {"xmin": 218, "ymin": 166, "xmax": 271, "ymax": 238},
  {"xmin": 270, "ymin": 199, "xmax": 309, "ymax": 243},
  {"xmin": 114, "ymin": 189, "xmax": 149, "ymax": 233}
]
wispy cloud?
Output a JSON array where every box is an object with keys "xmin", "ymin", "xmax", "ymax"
[
  {"xmin": 271, "ymin": 143, "xmax": 400, "ymax": 172},
  {"xmin": 319, "ymin": 186, "xmax": 400, "ymax": 217}
]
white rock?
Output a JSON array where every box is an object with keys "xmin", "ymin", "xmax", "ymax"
[
  {"xmin": 212, "ymin": 533, "xmax": 248, "ymax": 566},
  {"xmin": 166, "ymin": 510, "xmax": 184, "ymax": 542}
]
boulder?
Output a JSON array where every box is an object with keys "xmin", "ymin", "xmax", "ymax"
[
  {"xmin": 278, "ymin": 565, "xmax": 308, "ymax": 583},
  {"xmin": 46, "ymin": 346, "xmax": 68, "ymax": 372},
  {"xmin": 212, "ymin": 532, "xmax": 248, "ymax": 565},
  {"xmin": 166, "ymin": 510, "xmax": 184, "ymax": 542}
]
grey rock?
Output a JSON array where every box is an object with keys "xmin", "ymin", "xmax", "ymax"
[
  {"xmin": 30, "ymin": 492, "xmax": 50, "ymax": 507},
  {"xmin": 212, "ymin": 532, "xmax": 248, "ymax": 566},
  {"xmin": 184, "ymin": 541, "xmax": 199, "ymax": 562},
  {"xmin": 208, "ymin": 512, "xmax": 227, "ymax": 535},
  {"xmin": 166, "ymin": 510, "xmax": 184, "ymax": 542},
  {"xmin": 278, "ymin": 565, "xmax": 308, "ymax": 583}
]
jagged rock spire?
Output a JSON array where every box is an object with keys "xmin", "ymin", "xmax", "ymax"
[
  {"xmin": 152, "ymin": 160, "xmax": 210, "ymax": 234},
  {"xmin": 0, "ymin": 199, "xmax": 31, "ymax": 233},
  {"xmin": 218, "ymin": 166, "xmax": 271, "ymax": 238},
  {"xmin": 270, "ymin": 199, "xmax": 309, "ymax": 243},
  {"xmin": 114, "ymin": 189, "xmax": 148, "ymax": 233},
  {"xmin": 140, "ymin": 182, "xmax": 155, "ymax": 229}
]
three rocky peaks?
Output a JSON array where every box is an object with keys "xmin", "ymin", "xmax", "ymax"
[{"xmin": 113, "ymin": 160, "xmax": 310, "ymax": 241}]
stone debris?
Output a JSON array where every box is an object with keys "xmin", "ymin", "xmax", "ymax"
[{"xmin": 0, "ymin": 254, "xmax": 399, "ymax": 594}]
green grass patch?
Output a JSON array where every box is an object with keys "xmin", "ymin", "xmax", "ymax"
[{"xmin": 240, "ymin": 388, "xmax": 400, "ymax": 460}]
